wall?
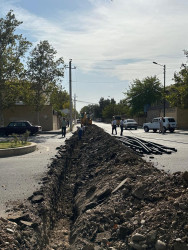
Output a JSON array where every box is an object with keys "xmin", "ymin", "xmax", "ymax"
[
  {"xmin": 3, "ymin": 105, "xmax": 59, "ymax": 131},
  {"xmin": 145, "ymin": 107, "xmax": 188, "ymax": 129},
  {"xmin": 177, "ymin": 108, "xmax": 188, "ymax": 129}
]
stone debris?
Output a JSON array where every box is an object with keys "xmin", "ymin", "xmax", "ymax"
[{"xmin": 0, "ymin": 125, "xmax": 188, "ymax": 249}]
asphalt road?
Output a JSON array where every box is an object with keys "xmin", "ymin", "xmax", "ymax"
[
  {"xmin": 95, "ymin": 122, "xmax": 188, "ymax": 174},
  {"xmin": 0, "ymin": 130, "xmax": 74, "ymax": 217},
  {"xmin": 0, "ymin": 123, "xmax": 188, "ymax": 217}
]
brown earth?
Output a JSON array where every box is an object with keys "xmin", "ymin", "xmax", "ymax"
[{"xmin": 0, "ymin": 125, "xmax": 188, "ymax": 250}]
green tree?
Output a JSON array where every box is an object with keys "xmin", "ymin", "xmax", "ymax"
[
  {"xmin": 102, "ymin": 101, "xmax": 130, "ymax": 120},
  {"xmin": 0, "ymin": 10, "xmax": 31, "ymax": 125},
  {"xmin": 50, "ymin": 86, "xmax": 69, "ymax": 113},
  {"xmin": 166, "ymin": 51, "xmax": 188, "ymax": 108},
  {"xmin": 99, "ymin": 97, "xmax": 115, "ymax": 118},
  {"xmin": 125, "ymin": 76, "xmax": 162, "ymax": 115},
  {"xmin": 26, "ymin": 40, "xmax": 64, "ymax": 124}
]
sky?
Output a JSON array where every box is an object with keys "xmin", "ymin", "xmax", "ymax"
[{"xmin": 0, "ymin": 0, "xmax": 188, "ymax": 112}]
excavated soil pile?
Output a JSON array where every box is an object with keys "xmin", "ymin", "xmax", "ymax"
[{"xmin": 1, "ymin": 125, "xmax": 188, "ymax": 250}]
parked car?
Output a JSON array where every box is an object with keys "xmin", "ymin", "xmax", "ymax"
[
  {"xmin": 123, "ymin": 119, "xmax": 138, "ymax": 130},
  {"xmin": 143, "ymin": 117, "xmax": 177, "ymax": 133},
  {"xmin": 96, "ymin": 118, "xmax": 102, "ymax": 122},
  {"xmin": 76, "ymin": 119, "xmax": 81, "ymax": 124},
  {"xmin": 0, "ymin": 121, "xmax": 42, "ymax": 136}
]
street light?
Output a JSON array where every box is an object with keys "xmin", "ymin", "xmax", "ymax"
[{"xmin": 153, "ymin": 61, "xmax": 166, "ymax": 117}]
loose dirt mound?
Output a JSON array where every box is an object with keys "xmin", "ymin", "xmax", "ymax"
[{"xmin": 0, "ymin": 125, "xmax": 188, "ymax": 250}]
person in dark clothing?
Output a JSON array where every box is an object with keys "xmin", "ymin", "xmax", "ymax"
[
  {"xmin": 120, "ymin": 118, "xmax": 124, "ymax": 136},
  {"xmin": 62, "ymin": 117, "xmax": 67, "ymax": 137}
]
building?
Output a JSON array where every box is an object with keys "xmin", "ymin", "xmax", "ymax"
[{"xmin": 3, "ymin": 104, "xmax": 61, "ymax": 131}]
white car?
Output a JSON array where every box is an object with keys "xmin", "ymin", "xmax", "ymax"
[
  {"xmin": 123, "ymin": 119, "xmax": 138, "ymax": 130},
  {"xmin": 143, "ymin": 117, "xmax": 177, "ymax": 133}
]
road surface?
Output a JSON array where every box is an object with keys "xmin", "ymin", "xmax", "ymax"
[
  {"xmin": 95, "ymin": 122, "xmax": 188, "ymax": 174},
  {"xmin": 0, "ymin": 131, "xmax": 73, "ymax": 217}
]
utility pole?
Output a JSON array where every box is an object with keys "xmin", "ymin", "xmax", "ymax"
[
  {"xmin": 153, "ymin": 62, "xmax": 166, "ymax": 117},
  {"xmin": 69, "ymin": 59, "xmax": 73, "ymax": 131},
  {"xmin": 66, "ymin": 59, "xmax": 76, "ymax": 132},
  {"xmin": 163, "ymin": 65, "xmax": 166, "ymax": 117},
  {"xmin": 74, "ymin": 94, "xmax": 77, "ymax": 125}
]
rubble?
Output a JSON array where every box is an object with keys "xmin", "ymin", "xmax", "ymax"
[{"xmin": 0, "ymin": 125, "xmax": 188, "ymax": 249}]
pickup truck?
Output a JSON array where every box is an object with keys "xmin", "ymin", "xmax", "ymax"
[
  {"xmin": 0, "ymin": 121, "xmax": 42, "ymax": 136},
  {"xmin": 143, "ymin": 117, "xmax": 177, "ymax": 133}
]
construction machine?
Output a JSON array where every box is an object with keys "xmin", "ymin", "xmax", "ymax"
[{"xmin": 81, "ymin": 113, "xmax": 92, "ymax": 126}]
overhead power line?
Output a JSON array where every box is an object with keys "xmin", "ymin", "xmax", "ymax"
[{"xmin": 76, "ymin": 100, "xmax": 98, "ymax": 105}]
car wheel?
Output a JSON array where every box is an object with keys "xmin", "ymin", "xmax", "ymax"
[
  {"xmin": 135, "ymin": 127, "xmax": 137, "ymax": 130},
  {"xmin": 144, "ymin": 126, "xmax": 149, "ymax": 132},
  {"xmin": 125, "ymin": 126, "xmax": 127, "ymax": 130},
  {"xmin": 153, "ymin": 129, "xmax": 157, "ymax": 133},
  {"xmin": 169, "ymin": 128, "xmax": 174, "ymax": 133}
]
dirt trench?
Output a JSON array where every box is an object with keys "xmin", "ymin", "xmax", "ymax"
[{"xmin": 1, "ymin": 125, "xmax": 188, "ymax": 250}]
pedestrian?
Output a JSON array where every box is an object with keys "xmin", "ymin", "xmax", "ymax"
[
  {"xmin": 81, "ymin": 124, "xmax": 85, "ymax": 136},
  {"xmin": 120, "ymin": 118, "xmax": 124, "ymax": 136},
  {"xmin": 61, "ymin": 117, "xmax": 67, "ymax": 137},
  {"xmin": 160, "ymin": 117, "xmax": 164, "ymax": 134},
  {"xmin": 77, "ymin": 126, "xmax": 82, "ymax": 140},
  {"xmin": 111, "ymin": 117, "xmax": 117, "ymax": 135},
  {"xmin": 67, "ymin": 119, "xmax": 69, "ymax": 127}
]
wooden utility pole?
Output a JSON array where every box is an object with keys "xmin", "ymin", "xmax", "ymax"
[
  {"xmin": 74, "ymin": 94, "xmax": 77, "ymax": 124},
  {"xmin": 68, "ymin": 59, "xmax": 76, "ymax": 131}
]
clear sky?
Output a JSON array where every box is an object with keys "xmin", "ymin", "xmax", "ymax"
[{"xmin": 0, "ymin": 0, "xmax": 188, "ymax": 111}]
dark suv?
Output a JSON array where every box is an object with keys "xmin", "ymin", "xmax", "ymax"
[{"xmin": 0, "ymin": 121, "xmax": 42, "ymax": 136}]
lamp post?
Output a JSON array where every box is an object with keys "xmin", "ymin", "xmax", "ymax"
[{"xmin": 153, "ymin": 61, "xmax": 166, "ymax": 117}]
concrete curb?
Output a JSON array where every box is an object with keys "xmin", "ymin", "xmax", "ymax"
[{"xmin": 0, "ymin": 142, "xmax": 37, "ymax": 158}]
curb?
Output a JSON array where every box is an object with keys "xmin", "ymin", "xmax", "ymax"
[{"xmin": 0, "ymin": 142, "xmax": 37, "ymax": 158}]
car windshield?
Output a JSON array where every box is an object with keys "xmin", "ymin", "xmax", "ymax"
[{"xmin": 127, "ymin": 119, "xmax": 136, "ymax": 122}]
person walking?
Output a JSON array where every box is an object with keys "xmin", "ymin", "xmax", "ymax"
[
  {"xmin": 160, "ymin": 117, "xmax": 164, "ymax": 134},
  {"xmin": 62, "ymin": 117, "xmax": 67, "ymax": 137},
  {"xmin": 111, "ymin": 117, "xmax": 117, "ymax": 135},
  {"xmin": 120, "ymin": 118, "xmax": 124, "ymax": 136},
  {"xmin": 77, "ymin": 126, "xmax": 83, "ymax": 140}
]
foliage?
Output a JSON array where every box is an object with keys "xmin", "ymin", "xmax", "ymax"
[
  {"xmin": 0, "ymin": 10, "xmax": 31, "ymax": 125},
  {"xmin": 50, "ymin": 86, "xmax": 69, "ymax": 112},
  {"xmin": 80, "ymin": 104, "xmax": 99, "ymax": 118},
  {"xmin": 21, "ymin": 130, "xmax": 30, "ymax": 144},
  {"xmin": 166, "ymin": 51, "xmax": 188, "ymax": 108},
  {"xmin": 80, "ymin": 97, "xmax": 130, "ymax": 120},
  {"xmin": 26, "ymin": 40, "xmax": 64, "ymax": 123},
  {"xmin": 125, "ymin": 76, "xmax": 162, "ymax": 115},
  {"xmin": 102, "ymin": 102, "xmax": 130, "ymax": 119}
]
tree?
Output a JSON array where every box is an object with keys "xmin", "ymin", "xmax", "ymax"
[
  {"xmin": 50, "ymin": 86, "xmax": 69, "ymax": 113},
  {"xmin": 166, "ymin": 51, "xmax": 188, "ymax": 108},
  {"xmin": 102, "ymin": 101, "xmax": 130, "ymax": 120},
  {"xmin": 0, "ymin": 10, "xmax": 31, "ymax": 125},
  {"xmin": 125, "ymin": 76, "xmax": 162, "ymax": 115},
  {"xmin": 26, "ymin": 40, "xmax": 64, "ymax": 124},
  {"xmin": 99, "ymin": 97, "xmax": 115, "ymax": 117}
]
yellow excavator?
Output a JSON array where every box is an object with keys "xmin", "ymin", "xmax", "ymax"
[{"xmin": 81, "ymin": 113, "xmax": 92, "ymax": 126}]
